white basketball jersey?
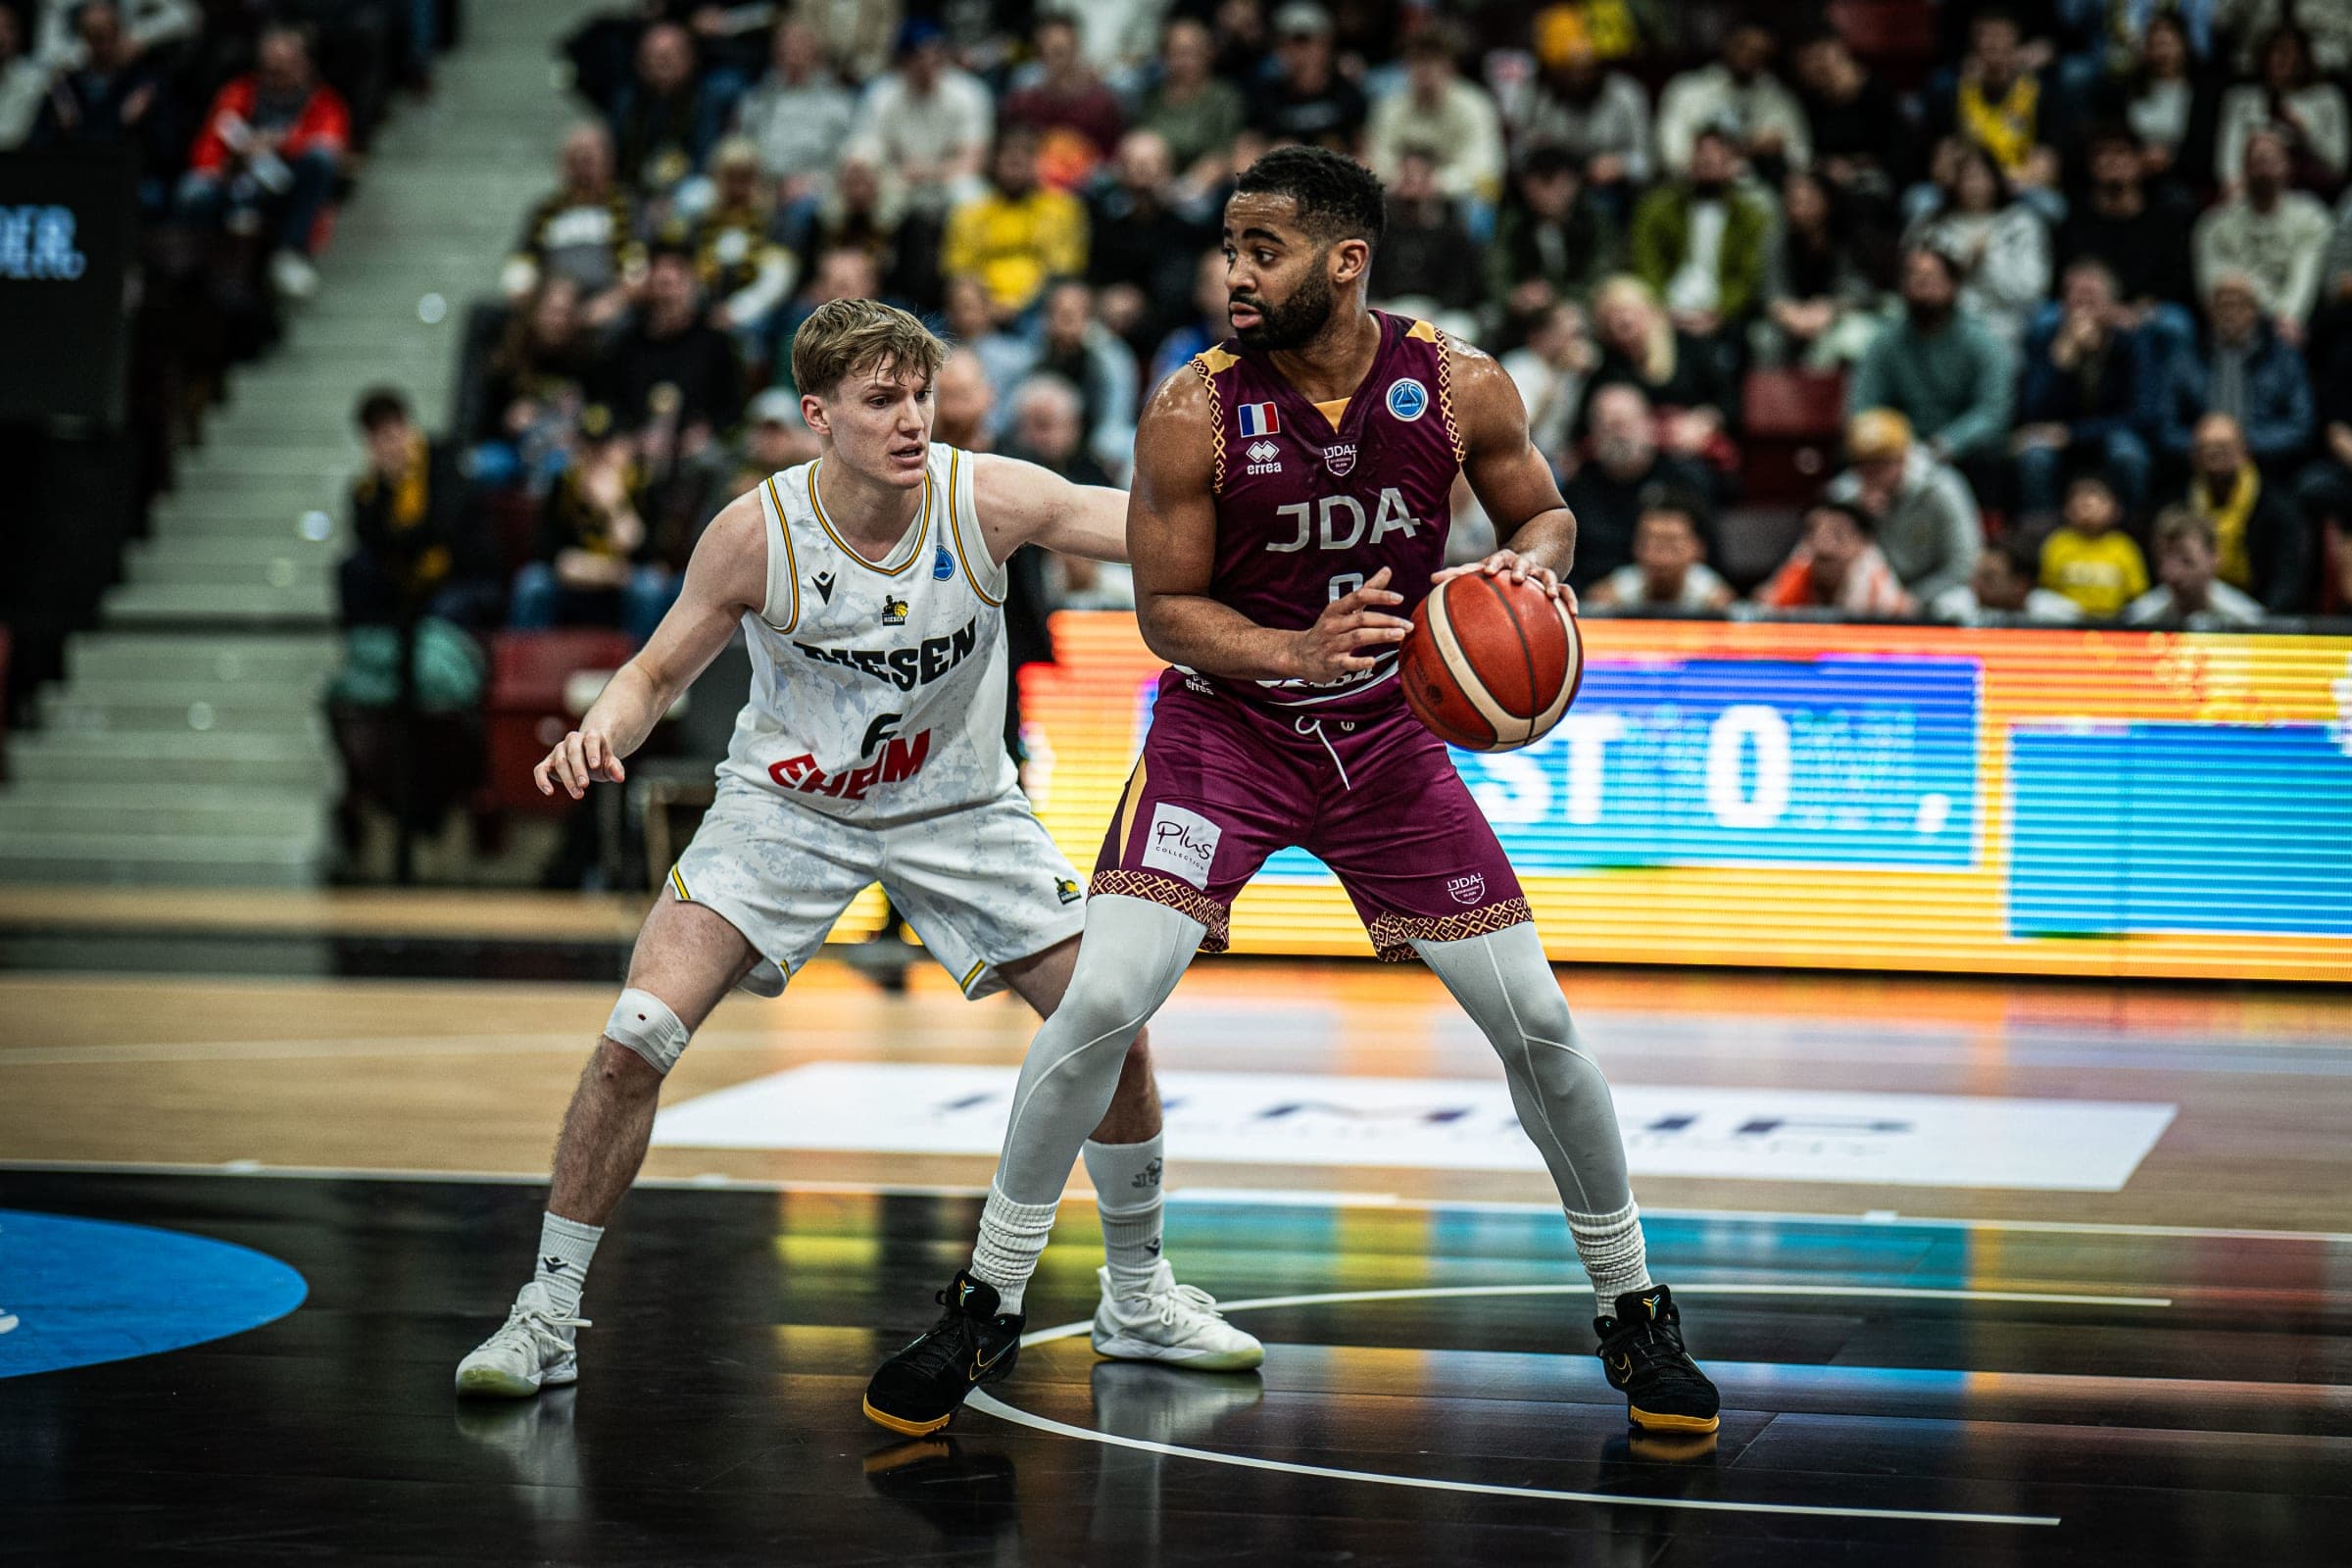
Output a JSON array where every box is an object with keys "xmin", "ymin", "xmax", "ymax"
[{"xmin": 717, "ymin": 444, "xmax": 1016, "ymax": 820}]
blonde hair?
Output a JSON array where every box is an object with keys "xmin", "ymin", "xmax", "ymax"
[
  {"xmin": 1592, "ymin": 274, "xmax": 1676, "ymax": 385},
  {"xmin": 789, "ymin": 299, "xmax": 949, "ymax": 399},
  {"xmin": 2153, "ymin": 504, "xmax": 2216, "ymax": 556}
]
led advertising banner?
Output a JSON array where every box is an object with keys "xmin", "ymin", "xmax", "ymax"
[
  {"xmin": 0, "ymin": 149, "xmax": 136, "ymax": 422},
  {"xmin": 1016, "ymin": 615, "xmax": 2352, "ymax": 981}
]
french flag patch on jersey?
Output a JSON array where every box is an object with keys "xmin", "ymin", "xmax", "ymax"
[{"xmin": 1236, "ymin": 401, "xmax": 1280, "ymax": 438}]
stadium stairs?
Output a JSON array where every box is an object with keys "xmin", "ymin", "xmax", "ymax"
[{"xmin": 0, "ymin": 0, "xmax": 605, "ymax": 888}]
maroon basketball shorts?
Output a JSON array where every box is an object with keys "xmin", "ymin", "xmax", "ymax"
[{"xmin": 1092, "ymin": 671, "xmax": 1532, "ymax": 960}]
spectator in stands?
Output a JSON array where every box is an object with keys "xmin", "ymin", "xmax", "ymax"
[
  {"xmin": 1135, "ymin": 17, "xmax": 1246, "ymax": 195},
  {"xmin": 1509, "ymin": 32, "xmax": 1649, "ymax": 217},
  {"xmin": 944, "ymin": 125, "xmax": 1088, "ymax": 322},
  {"xmin": 1485, "ymin": 147, "xmax": 1618, "ymax": 339},
  {"xmin": 2171, "ymin": 412, "xmax": 2308, "ymax": 611},
  {"xmin": 1004, "ymin": 12, "xmax": 1125, "ymax": 175},
  {"xmin": 2038, "ymin": 473, "xmax": 2149, "ymax": 617},
  {"xmin": 1500, "ymin": 300, "xmax": 1595, "ymax": 464},
  {"xmin": 610, "ymin": 22, "xmax": 724, "ymax": 198},
  {"xmin": 2015, "ymin": 260, "xmax": 2158, "ymax": 515},
  {"xmin": 932, "ymin": 349, "xmax": 996, "ymax": 452},
  {"xmin": 2297, "ymin": 333, "xmax": 2352, "ymax": 605},
  {"xmin": 1790, "ymin": 29, "xmax": 1909, "ymax": 199},
  {"xmin": 1558, "ymin": 382, "xmax": 1714, "ymax": 589},
  {"xmin": 29, "ymin": 0, "xmax": 198, "ymax": 71},
  {"xmin": 1027, "ymin": 278, "xmax": 1140, "ymax": 478},
  {"xmin": 1828, "ymin": 409, "xmax": 1984, "ymax": 606},
  {"xmin": 796, "ymin": 157, "xmax": 912, "ymax": 302},
  {"xmin": 178, "ymin": 22, "xmax": 348, "ymax": 300},
  {"xmin": 1005, "ymin": 371, "xmax": 1115, "ymax": 489},
  {"xmin": 940, "ymin": 272, "xmax": 1043, "ymax": 420},
  {"xmin": 1365, "ymin": 25, "xmax": 1503, "ymax": 210},
  {"xmin": 1630, "ymin": 126, "xmax": 1772, "ymax": 343},
  {"xmin": 1585, "ymin": 276, "xmax": 1739, "ymax": 481},
  {"xmin": 340, "ymin": 388, "xmax": 501, "ymax": 631},
  {"xmin": 2127, "ymin": 505, "xmax": 2268, "ymax": 625},
  {"xmin": 1756, "ymin": 500, "xmax": 1916, "ymax": 614},
  {"xmin": 1585, "ymin": 490, "xmax": 1734, "ymax": 612},
  {"xmin": 1933, "ymin": 538, "xmax": 2084, "ymax": 623},
  {"xmin": 687, "ymin": 138, "xmax": 795, "ymax": 351},
  {"xmin": 1760, "ymin": 168, "xmax": 1891, "ymax": 368},
  {"xmin": 1087, "ymin": 129, "xmax": 1213, "ymax": 360},
  {"xmin": 2193, "ymin": 127, "xmax": 2333, "ymax": 337},
  {"xmin": 473, "ymin": 276, "xmax": 598, "ymax": 493},
  {"xmin": 596, "ymin": 240, "xmax": 744, "ymax": 457},
  {"xmin": 513, "ymin": 404, "xmax": 674, "ymax": 644},
  {"xmin": 1372, "ymin": 148, "xmax": 1479, "ymax": 319},
  {"xmin": 1148, "ymin": 249, "xmax": 1233, "ymax": 388},
  {"xmin": 1247, "ymin": 3, "xmax": 1365, "ymax": 153},
  {"xmin": 2099, "ymin": 12, "xmax": 2214, "ymax": 196},
  {"xmin": 30, "ymin": 2, "xmax": 175, "ymax": 177},
  {"xmin": 2156, "ymin": 270, "xmax": 2315, "ymax": 468},
  {"xmin": 1925, "ymin": 8, "xmax": 2056, "ymax": 195},
  {"xmin": 1849, "ymin": 246, "xmax": 2014, "ymax": 466},
  {"xmin": 1904, "ymin": 140, "xmax": 2050, "ymax": 349},
  {"xmin": 2215, "ymin": 25, "xmax": 2345, "ymax": 197},
  {"xmin": 0, "ymin": 11, "xmax": 46, "ymax": 151},
  {"xmin": 2056, "ymin": 127, "xmax": 2196, "ymax": 324},
  {"xmin": 731, "ymin": 19, "xmax": 855, "ymax": 202},
  {"xmin": 1654, "ymin": 21, "xmax": 1809, "ymax": 179},
  {"xmin": 506, "ymin": 122, "xmax": 639, "ymax": 322},
  {"xmin": 847, "ymin": 19, "xmax": 992, "ymax": 213}
]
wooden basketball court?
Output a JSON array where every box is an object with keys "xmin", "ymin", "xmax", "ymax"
[{"xmin": 4, "ymin": 887, "xmax": 2348, "ymax": 1564}]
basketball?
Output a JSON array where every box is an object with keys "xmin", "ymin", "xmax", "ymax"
[{"xmin": 1399, "ymin": 571, "xmax": 1583, "ymax": 752}]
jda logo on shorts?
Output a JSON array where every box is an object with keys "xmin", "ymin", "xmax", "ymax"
[
  {"xmin": 1142, "ymin": 804, "xmax": 1221, "ymax": 889},
  {"xmin": 1446, "ymin": 873, "xmax": 1486, "ymax": 906},
  {"xmin": 1386, "ymin": 377, "xmax": 1428, "ymax": 422}
]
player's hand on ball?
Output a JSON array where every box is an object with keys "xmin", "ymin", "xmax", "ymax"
[
  {"xmin": 1293, "ymin": 566, "xmax": 1411, "ymax": 681},
  {"xmin": 1434, "ymin": 550, "xmax": 1567, "ymax": 604},
  {"xmin": 535, "ymin": 729, "xmax": 627, "ymax": 799}
]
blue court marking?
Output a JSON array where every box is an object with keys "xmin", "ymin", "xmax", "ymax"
[{"xmin": 0, "ymin": 1209, "xmax": 308, "ymax": 1378}]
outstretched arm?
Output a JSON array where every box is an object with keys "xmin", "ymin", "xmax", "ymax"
[
  {"xmin": 972, "ymin": 452, "xmax": 1132, "ymax": 563},
  {"xmin": 536, "ymin": 489, "xmax": 766, "ymax": 799},
  {"xmin": 1436, "ymin": 338, "xmax": 1577, "ymax": 604},
  {"xmin": 1129, "ymin": 369, "xmax": 1409, "ymax": 683}
]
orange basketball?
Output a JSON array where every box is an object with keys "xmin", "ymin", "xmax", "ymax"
[{"xmin": 1399, "ymin": 572, "xmax": 1583, "ymax": 752}]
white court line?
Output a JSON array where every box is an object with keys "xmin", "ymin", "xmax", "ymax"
[
  {"xmin": 965, "ymin": 1281, "xmax": 2118, "ymax": 1530},
  {"xmin": 1, "ymin": 1159, "xmax": 2346, "ymax": 1245}
]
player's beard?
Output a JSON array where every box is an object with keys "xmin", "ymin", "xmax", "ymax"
[{"xmin": 1232, "ymin": 263, "xmax": 1336, "ymax": 352}]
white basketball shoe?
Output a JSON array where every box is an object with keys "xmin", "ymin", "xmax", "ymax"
[
  {"xmin": 1091, "ymin": 1262, "xmax": 1264, "ymax": 1372},
  {"xmin": 455, "ymin": 1281, "xmax": 589, "ymax": 1397}
]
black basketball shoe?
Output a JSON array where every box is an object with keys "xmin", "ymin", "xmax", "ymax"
[
  {"xmin": 1593, "ymin": 1285, "xmax": 1720, "ymax": 1434},
  {"xmin": 864, "ymin": 1270, "xmax": 1025, "ymax": 1436}
]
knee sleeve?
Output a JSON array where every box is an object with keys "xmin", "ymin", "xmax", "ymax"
[{"xmin": 605, "ymin": 988, "xmax": 690, "ymax": 1074}]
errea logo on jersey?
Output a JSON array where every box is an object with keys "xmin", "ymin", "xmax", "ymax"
[{"xmin": 1245, "ymin": 439, "xmax": 1282, "ymax": 476}]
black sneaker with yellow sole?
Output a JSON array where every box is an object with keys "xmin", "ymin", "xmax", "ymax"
[
  {"xmin": 1594, "ymin": 1284, "xmax": 1720, "ymax": 1434},
  {"xmin": 863, "ymin": 1270, "xmax": 1025, "ymax": 1436}
]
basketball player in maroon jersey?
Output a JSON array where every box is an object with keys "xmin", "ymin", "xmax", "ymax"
[{"xmin": 866, "ymin": 147, "xmax": 1718, "ymax": 1438}]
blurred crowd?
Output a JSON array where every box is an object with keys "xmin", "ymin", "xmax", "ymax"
[{"xmin": 319, "ymin": 0, "xmax": 2352, "ymax": 644}]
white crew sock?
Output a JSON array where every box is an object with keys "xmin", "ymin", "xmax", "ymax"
[
  {"xmin": 534, "ymin": 1212, "xmax": 603, "ymax": 1316},
  {"xmin": 969, "ymin": 1185, "xmax": 1059, "ymax": 1316},
  {"xmin": 1567, "ymin": 1200, "xmax": 1654, "ymax": 1304},
  {"xmin": 1083, "ymin": 1134, "xmax": 1166, "ymax": 1295}
]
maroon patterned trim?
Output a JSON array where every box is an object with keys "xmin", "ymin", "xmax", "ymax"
[
  {"xmin": 1365, "ymin": 899, "xmax": 1535, "ymax": 961},
  {"xmin": 1090, "ymin": 870, "xmax": 1233, "ymax": 953}
]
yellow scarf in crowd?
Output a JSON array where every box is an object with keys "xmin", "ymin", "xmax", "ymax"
[
  {"xmin": 383, "ymin": 432, "xmax": 450, "ymax": 589},
  {"xmin": 2194, "ymin": 465, "xmax": 2259, "ymax": 592},
  {"xmin": 1958, "ymin": 74, "xmax": 2039, "ymax": 173}
]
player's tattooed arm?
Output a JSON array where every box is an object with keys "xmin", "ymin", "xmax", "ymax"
[
  {"xmin": 971, "ymin": 452, "xmax": 1132, "ymax": 563},
  {"xmin": 1130, "ymin": 368, "xmax": 1409, "ymax": 682},
  {"xmin": 535, "ymin": 490, "xmax": 765, "ymax": 800},
  {"xmin": 1437, "ymin": 337, "xmax": 1578, "ymax": 605}
]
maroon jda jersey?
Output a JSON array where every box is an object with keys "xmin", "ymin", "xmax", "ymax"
[{"xmin": 1189, "ymin": 311, "xmax": 1465, "ymax": 716}]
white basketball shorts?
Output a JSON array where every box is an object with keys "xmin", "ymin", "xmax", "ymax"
[{"xmin": 668, "ymin": 777, "xmax": 1088, "ymax": 1000}]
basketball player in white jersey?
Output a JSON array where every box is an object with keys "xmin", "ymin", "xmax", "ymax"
[{"xmin": 456, "ymin": 301, "xmax": 1260, "ymax": 1397}]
